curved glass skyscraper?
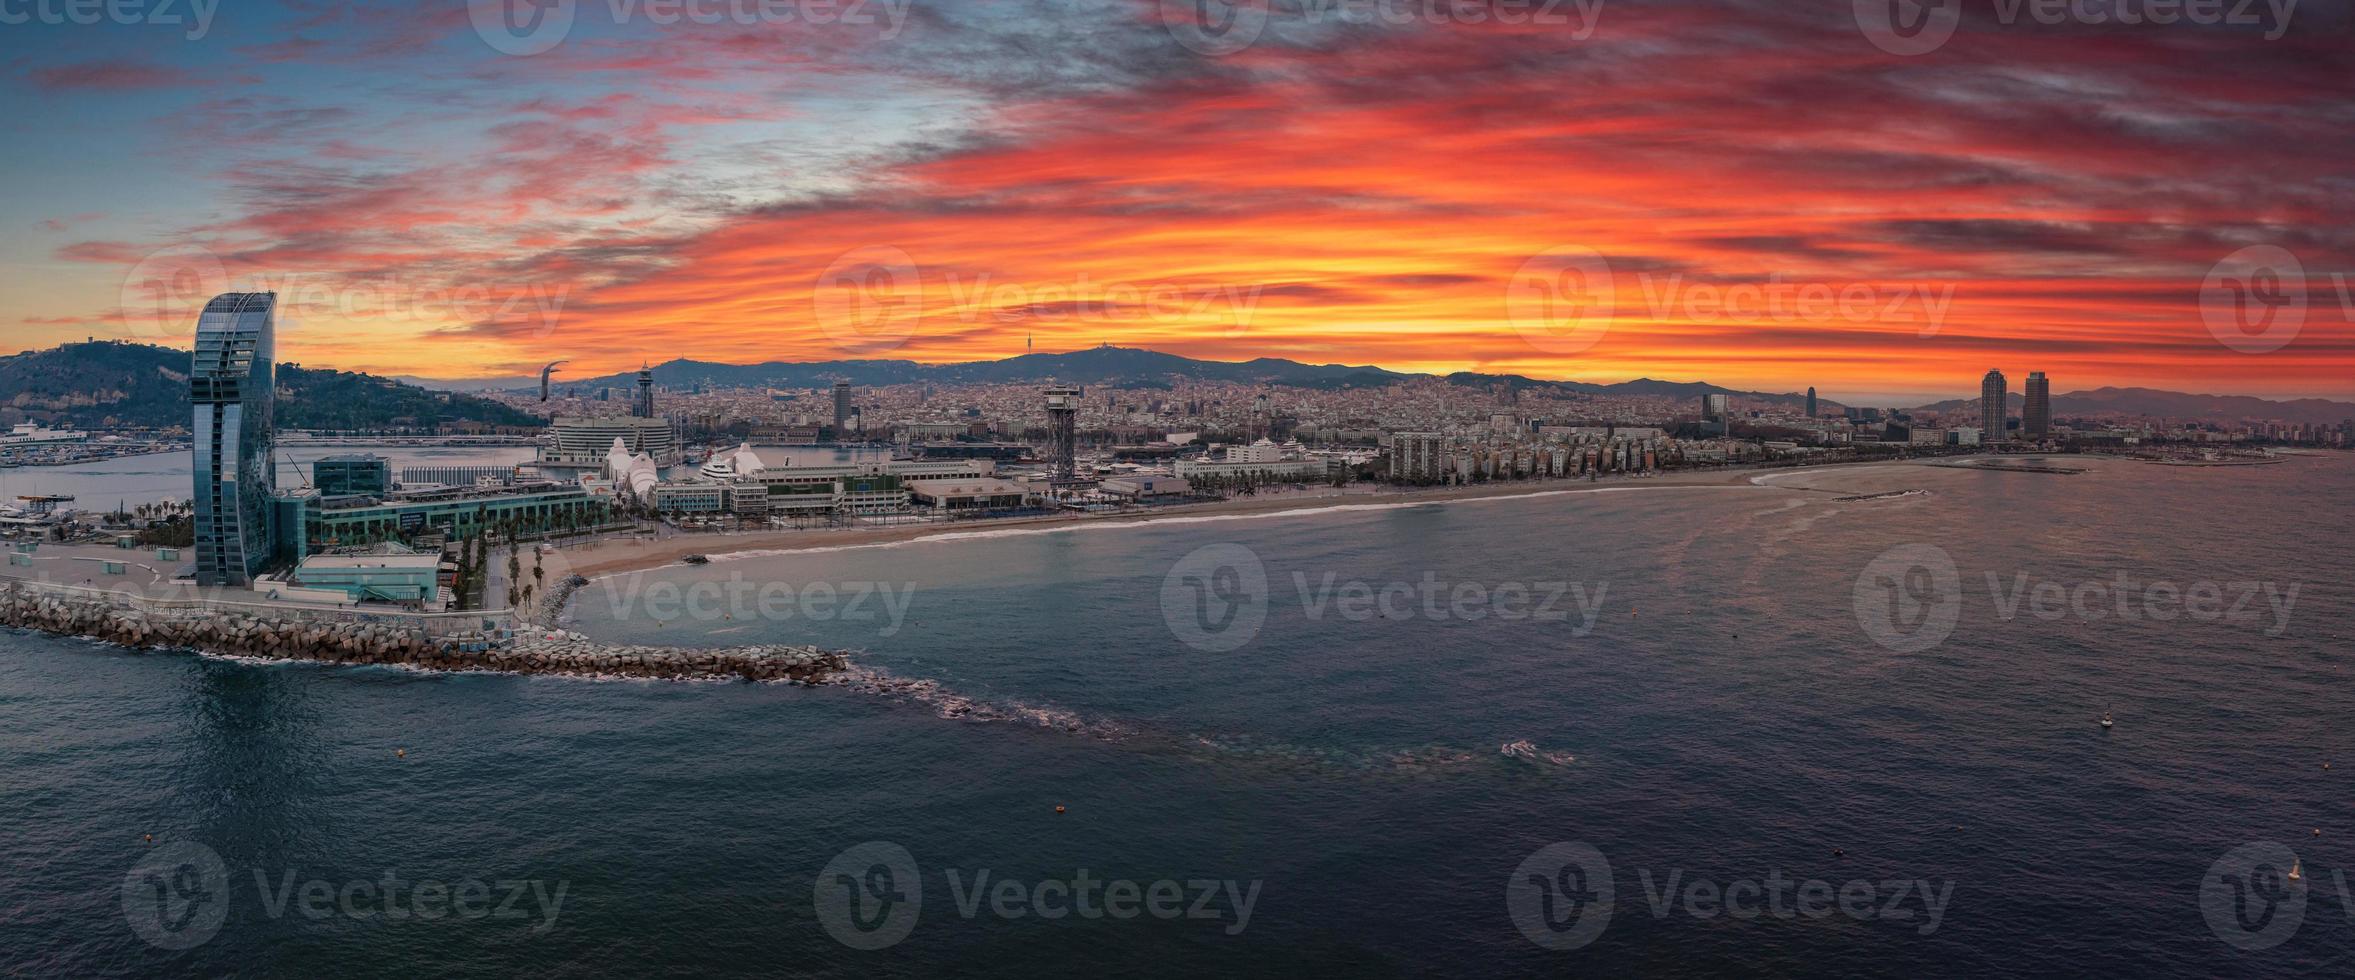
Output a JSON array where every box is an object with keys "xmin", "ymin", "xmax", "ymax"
[{"xmin": 192, "ymin": 292, "xmax": 278, "ymax": 586}]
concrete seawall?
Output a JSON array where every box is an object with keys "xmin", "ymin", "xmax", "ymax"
[{"xmin": 0, "ymin": 580, "xmax": 848, "ymax": 683}]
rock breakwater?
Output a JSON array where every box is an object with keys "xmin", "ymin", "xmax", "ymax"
[{"xmin": 0, "ymin": 583, "xmax": 847, "ymax": 683}]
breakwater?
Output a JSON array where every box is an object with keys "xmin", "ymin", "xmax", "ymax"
[{"xmin": 0, "ymin": 580, "xmax": 847, "ymax": 683}]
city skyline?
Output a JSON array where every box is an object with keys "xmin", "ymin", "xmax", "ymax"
[{"xmin": 4, "ymin": 4, "xmax": 2351, "ymax": 402}]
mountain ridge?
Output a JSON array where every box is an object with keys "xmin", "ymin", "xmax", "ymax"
[{"xmin": 0, "ymin": 342, "xmax": 542, "ymax": 431}]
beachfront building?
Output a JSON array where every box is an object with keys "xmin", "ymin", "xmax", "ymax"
[
  {"xmin": 2024, "ymin": 371, "xmax": 2051, "ymax": 440},
  {"xmin": 1980, "ymin": 369, "xmax": 2008, "ymax": 445},
  {"xmin": 287, "ymin": 552, "xmax": 443, "ymax": 604},
  {"xmin": 312, "ymin": 453, "xmax": 391, "ymax": 497},
  {"xmin": 192, "ymin": 292, "xmax": 279, "ymax": 586},
  {"xmin": 1389, "ymin": 431, "xmax": 1445, "ymax": 482},
  {"xmin": 1173, "ymin": 457, "xmax": 1337, "ymax": 482},
  {"xmin": 1099, "ymin": 476, "xmax": 1193, "ymax": 501},
  {"xmin": 651, "ymin": 483, "xmax": 728, "ymax": 513},
  {"xmin": 294, "ymin": 482, "xmax": 615, "ymax": 550},
  {"xmin": 905, "ymin": 477, "xmax": 1031, "ymax": 513}
]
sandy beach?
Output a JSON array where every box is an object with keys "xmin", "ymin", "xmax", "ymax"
[{"xmin": 546, "ymin": 464, "xmax": 1843, "ymax": 582}]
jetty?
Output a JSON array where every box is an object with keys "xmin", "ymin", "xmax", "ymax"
[{"xmin": 0, "ymin": 579, "xmax": 847, "ymax": 683}]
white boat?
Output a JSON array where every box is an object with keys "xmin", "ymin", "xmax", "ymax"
[{"xmin": 698, "ymin": 442, "xmax": 766, "ymax": 481}]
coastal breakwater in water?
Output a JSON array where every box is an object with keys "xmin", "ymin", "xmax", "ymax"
[{"xmin": 0, "ymin": 581, "xmax": 847, "ymax": 683}]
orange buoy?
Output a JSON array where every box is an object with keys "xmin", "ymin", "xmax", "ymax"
[
  {"xmin": 396, "ymin": 748, "xmax": 406, "ymax": 758},
  {"xmin": 144, "ymin": 834, "xmax": 153, "ymax": 843},
  {"xmin": 1055, "ymin": 805, "xmax": 1066, "ymax": 815}
]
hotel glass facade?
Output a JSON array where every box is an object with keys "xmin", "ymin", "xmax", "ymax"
[{"xmin": 192, "ymin": 292, "xmax": 278, "ymax": 586}]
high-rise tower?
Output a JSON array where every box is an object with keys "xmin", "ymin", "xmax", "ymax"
[
  {"xmin": 633, "ymin": 366, "xmax": 655, "ymax": 419},
  {"xmin": 2023, "ymin": 372, "xmax": 2050, "ymax": 441},
  {"xmin": 192, "ymin": 292, "xmax": 278, "ymax": 586},
  {"xmin": 1980, "ymin": 369, "xmax": 2008, "ymax": 444},
  {"xmin": 1806, "ymin": 386, "xmax": 1817, "ymax": 419},
  {"xmin": 832, "ymin": 380, "xmax": 852, "ymax": 438},
  {"xmin": 1045, "ymin": 385, "xmax": 1082, "ymax": 483}
]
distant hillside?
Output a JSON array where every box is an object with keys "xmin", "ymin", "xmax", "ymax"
[
  {"xmin": 554, "ymin": 345, "xmax": 1825, "ymax": 408},
  {"xmin": 0, "ymin": 341, "xmax": 541, "ymax": 431},
  {"xmin": 1911, "ymin": 387, "xmax": 2355, "ymax": 425}
]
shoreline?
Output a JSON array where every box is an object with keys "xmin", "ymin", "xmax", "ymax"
[{"xmin": 551, "ymin": 465, "xmax": 1832, "ymax": 583}]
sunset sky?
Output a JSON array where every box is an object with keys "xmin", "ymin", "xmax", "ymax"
[{"xmin": 3, "ymin": 0, "xmax": 2350, "ymax": 404}]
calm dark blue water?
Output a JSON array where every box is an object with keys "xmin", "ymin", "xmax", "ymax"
[{"xmin": 5, "ymin": 457, "xmax": 2351, "ymax": 977}]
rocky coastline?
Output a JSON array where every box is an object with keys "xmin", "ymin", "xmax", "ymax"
[{"xmin": 0, "ymin": 581, "xmax": 848, "ymax": 683}]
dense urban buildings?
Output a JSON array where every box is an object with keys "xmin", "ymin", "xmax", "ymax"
[{"xmin": 190, "ymin": 292, "xmax": 280, "ymax": 586}]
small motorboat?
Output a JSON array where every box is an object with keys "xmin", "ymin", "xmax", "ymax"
[{"xmin": 681, "ymin": 554, "xmax": 710, "ymax": 565}]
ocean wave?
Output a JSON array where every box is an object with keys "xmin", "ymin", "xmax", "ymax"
[{"xmin": 1500, "ymin": 739, "xmax": 1576, "ymax": 766}]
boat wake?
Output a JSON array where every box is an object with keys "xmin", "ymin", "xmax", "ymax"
[{"xmin": 827, "ymin": 662, "xmax": 1135, "ymax": 741}]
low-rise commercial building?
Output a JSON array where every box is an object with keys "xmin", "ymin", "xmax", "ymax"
[{"xmin": 905, "ymin": 477, "xmax": 1031, "ymax": 512}]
